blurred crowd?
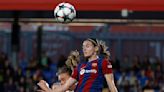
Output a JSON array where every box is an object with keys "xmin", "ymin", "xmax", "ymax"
[
  {"xmin": 0, "ymin": 51, "xmax": 58, "ymax": 92},
  {"xmin": 113, "ymin": 55, "xmax": 164, "ymax": 92},
  {"xmin": 0, "ymin": 51, "xmax": 164, "ymax": 92}
]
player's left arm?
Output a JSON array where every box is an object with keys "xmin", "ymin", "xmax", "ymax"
[
  {"xmin": 102, "ymin": 59, "xmax": 118, "ymax": 92},
  {"xmin": 104, "ymin": 74, "xmax": 118, "ymax": 92}
]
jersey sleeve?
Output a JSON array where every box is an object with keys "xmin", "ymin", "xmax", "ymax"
[
  {"xmin": 102, "ymin": 59, "xmax": 113, "ymax": 74},
  {"xmin": 71, "ymin": 67, "xmax": 78, "ymax": 80}
]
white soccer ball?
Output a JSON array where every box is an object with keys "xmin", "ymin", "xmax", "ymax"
[{"xmin": 54, "ymin": 2, "xmax": 76, "ymax": 23}]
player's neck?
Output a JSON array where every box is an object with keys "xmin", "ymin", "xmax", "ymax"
[{"xmin": 88, "ymin": 54, "xmax": 98, "ymax": 62}]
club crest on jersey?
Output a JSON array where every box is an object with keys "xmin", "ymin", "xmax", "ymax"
[{"xmin": 92, "ymin": 63, "xmax": 97, "ymax": 67}]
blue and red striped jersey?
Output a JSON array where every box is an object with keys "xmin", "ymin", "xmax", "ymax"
[{"xmin": 71, "ymin": 58, "xmax": 113, "ymax": 92}]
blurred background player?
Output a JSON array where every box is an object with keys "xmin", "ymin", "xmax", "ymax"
[
  {"xmin": 52, "ymin": 66, "xmax": 76, "ymax": 92},
  {"xmin": 37, "ymin": 38, "xmax": 118, "ymax": 92},
  {"xmin": 37, "ymin": 50, "xmax": 79, "ymax": 92}
]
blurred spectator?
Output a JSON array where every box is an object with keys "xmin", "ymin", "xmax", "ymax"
[
  {"xmin": 26, "ymin": 77, "xmax": 35, "ymax": 92},
  {"xmin": 40, "ymin": 51, "xmax": 52, "ymax": 70},
  {"xmin": 142, "ymin": 80, "xmax": 154, "ymax": 91},
  {"xmin": 18, "ymin": 77, "xmax": 26, "ymax": 92},
  {"xmin": 120, "ymin": 56, "xmax": 132, "ymax": 72},
  {"xmin": 145, "ymin": 65, "xmax": 154, "ymax": 80},
  {"xmin": 117, "ymin": 72, "xmax": 130, "ymax": 92},
  {"xmin": 0, "ymin": 70, "xmax": 4, "ymax": 91},
  {"xmin": 128, "ymin": 71, "xmax": 137, "ymax": 86},
  {"xmin": 128, "ymin": 70, "xmax": 142, "ymax": 92},
  {"xmin": 4, "ymin": 60, "xmax": 15, "ymax": 86},
  {"xmin": 27, "ymin": 56, "xmax": 38, "ymax": 71},
  {"xmin": 160, "ymin": 75, "xmax": 164, "ymax": 92},
  {"xmin": 137, "ymin": 69, "xmax": 148, "ymax": 88},
  {"xmin": 4, "ymin": 77, "xmax": 17, "ymax": 92},
  {"xmin": 18, "ymin": 51, "xmax": 28, "ymax": 69},
  {"xmin": 57, "ymin": 55, "xmax": 67, "ymax": 68},
  {"xmin": 14, "ymin": 67, "xmax": 24, "ymax": 84},
  {"xmin": 155, "ymin": 64, "xmax": 163, "ymax": 82},
  {"xmin": 0, "ymin": 52, "xmax": 9, "ymax": 92},
  {"xmin": 132, "ymin": 55, "xmax": 141, "ymax": 73},
  {"xmin": 112, "ymin": 58, "xmax": 120, "ymax": 70},
  {"xmin": 32, "ymin": 69, "xmax": 44, "ymax": 83},
  {"xmin": 0, "ymin": 51, "xmax": 8, "ymax": 62},
  {"xmin": 141, "ymin": 56, "xmax": 150, "ymax": 70}
]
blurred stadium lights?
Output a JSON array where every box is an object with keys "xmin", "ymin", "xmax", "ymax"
[{"xmin": 121, "ymin": 9, "xmax": 128, "ymax": 17}]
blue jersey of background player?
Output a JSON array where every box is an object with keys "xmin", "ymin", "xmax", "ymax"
[{"xmin": 38, "ymin": 38, "xmax": 118, "ymax": 92}]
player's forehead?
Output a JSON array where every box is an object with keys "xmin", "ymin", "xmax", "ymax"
[
  {"xmin": 83, "ymin": 40, "xmax": 94, "ymax": 46},
  {"xmin": 58, "ymin": 73, "xmax": 69, "ymax": 79}
]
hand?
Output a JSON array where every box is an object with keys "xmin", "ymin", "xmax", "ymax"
[{"xmin": 37, "ymin": 80, "xmax": 52, "ymax": 92}]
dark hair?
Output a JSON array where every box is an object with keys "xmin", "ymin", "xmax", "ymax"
[{"xmin": 57, "ymin": 66, "xmax": 72, "ymax": 76}]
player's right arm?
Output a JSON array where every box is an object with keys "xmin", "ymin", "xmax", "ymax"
[
  {"xmin": 52, "ymin": 77, "xmax": 77, "ymax": 92},
  {"xmin": 38, "ymin": 67, "xmax": 78, "ymax": 92},
  {"xmin": 37, "ymin": 77, "xmax": 77, "ymax": 92},
  {"xmin": 53, "ymin": 66, "xmax": 79, "ymax": 92}
]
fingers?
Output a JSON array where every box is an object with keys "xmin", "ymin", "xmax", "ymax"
[{"xmin": 37, "ymin": 80, "xmax": 50, "ymax": 91}]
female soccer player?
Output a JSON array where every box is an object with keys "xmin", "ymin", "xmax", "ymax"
[{"xmin": 37, "ymin": 38, "xmax": 118, "ymax": 92}]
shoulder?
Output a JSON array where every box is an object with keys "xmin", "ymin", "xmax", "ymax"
[
  {"xmin": 98, "ymin": 58, "xmax": 111, "ymax": 64},
  {"xmin": 100, "ymin": 58, "xmax": 112, "ymax": 68}
]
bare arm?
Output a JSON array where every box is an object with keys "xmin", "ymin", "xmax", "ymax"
[
  {"xmin": 53, "ymin": 77, "xmax": 77, "ymax": 92},
  {"xmin": 38, "ymin": 77, "xmax": 77, "ymax": 92},
  {"xmin": 104, "ymin": 74, "xmax": 118, "ymax": 92}
]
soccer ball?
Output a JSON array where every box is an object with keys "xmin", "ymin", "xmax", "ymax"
[{"xmin": 54, "ymin": 2, "xmax": 76, "ymax": 23}]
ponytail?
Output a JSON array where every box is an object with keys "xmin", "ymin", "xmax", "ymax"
[
  {"xmin": 97, "ymin": 40, "xmax": 111, "ymax": 60},
  {"xmin": 65, "ymin": 50, "xmax": 80, "ymax": 70}
]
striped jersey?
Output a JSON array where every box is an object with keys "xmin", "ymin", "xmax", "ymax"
[{"xmin": 71, "ymin": 58, "xmax": 113, "ymax": 92}]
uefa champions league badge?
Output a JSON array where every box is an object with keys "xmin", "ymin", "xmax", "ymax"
[{"xmin": 80, "ymin": 69, "xmax": 85, "ymax": 75}]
